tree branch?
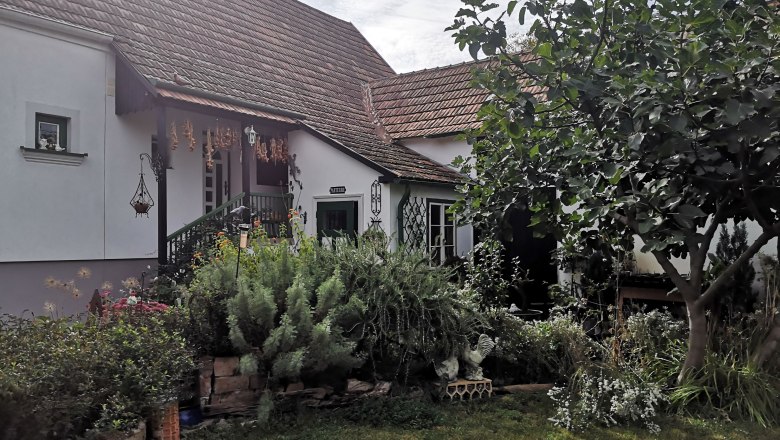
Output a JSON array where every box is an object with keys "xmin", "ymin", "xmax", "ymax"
[
  {"xmin": 699, "ymin": 227, "xmax": 779, "ymax": 306},
  {"xmin": 651, "ymin": 250, "xmax": 695, "ymax": 300},
  {"xmin": 690, "ymin": 196, "xmax": 732, "ymax": 289}
]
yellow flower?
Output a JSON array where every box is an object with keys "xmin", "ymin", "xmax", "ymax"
[
  {"xmin": 44, "ymin": 276, "xmax": 58, "ymax": 288},
  {"xmin": 101, "ymin": 281, "xmax": 114, "ymax": 290},
  {"xmin": 122, "ymin": 277, "xmax": 140, "ymax": 290},
  {"xmin": 77, "ymin": 267, "xmax": 92, "ymax": 279}
]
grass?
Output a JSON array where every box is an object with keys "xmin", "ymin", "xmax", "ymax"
[{"xmin": 183, "ymin": 393, "xmax": 780, "ymax": 440}]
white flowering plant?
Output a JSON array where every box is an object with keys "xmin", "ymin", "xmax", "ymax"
[{"xmin": 548, "ymin": 367, "xmax": 667, "ymax": 433}]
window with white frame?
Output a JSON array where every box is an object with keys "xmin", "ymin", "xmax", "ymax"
[{"xmin": 428, "ymin": 200, "xmax": 456, "ymax": 265}]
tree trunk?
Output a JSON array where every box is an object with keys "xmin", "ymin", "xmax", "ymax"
[{"xmin": 679, "ymin": 301, "xmax": 708, "ymax": 383}]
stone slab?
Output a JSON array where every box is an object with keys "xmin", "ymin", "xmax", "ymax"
[
  {"xmin": 213, "ymin": 375, "xmax": 250, "ymax": 394},
  {"xmin": 213, "ymin": 357, "xmax": 240, "ymax": 377}
]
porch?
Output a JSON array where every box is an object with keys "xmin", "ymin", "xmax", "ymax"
[
  {"xmin": 115, "ymin": 57, "xmax": 303, "ymax": 268},
  {"xmin": 166, "ymin": 192, "xmax": 293, "ymax": 269}
]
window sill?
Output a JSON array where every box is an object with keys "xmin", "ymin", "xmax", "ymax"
[{"xmin": 19, "ymin": 146, "xmax": 87, "ymax": 166}]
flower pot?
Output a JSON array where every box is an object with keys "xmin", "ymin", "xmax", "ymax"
[{"xmin": 133, "ymin": 202, "xmax": 151, "ymax": 215}]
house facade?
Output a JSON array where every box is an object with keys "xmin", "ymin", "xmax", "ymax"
[{"xmin": 0, "ymin": 0, "xmax": 487, "ymax": 315}]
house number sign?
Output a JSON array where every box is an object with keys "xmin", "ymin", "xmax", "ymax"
[{"xmin": 329, "ymin": 186, "xmax": 347, "ymax": 194}]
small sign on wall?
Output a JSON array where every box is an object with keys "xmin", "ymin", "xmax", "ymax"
[{"xmin": 329, "ymin": 186, "xmax": 346, "ymax": 194}]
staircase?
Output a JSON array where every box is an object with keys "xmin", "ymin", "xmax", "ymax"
[{"xmin": 165, "ymin": 192, "xmax": 293, "ymax": 267}]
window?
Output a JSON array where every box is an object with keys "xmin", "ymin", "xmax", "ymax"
[
  {"xmin": 428, "ymin": 200, "xmax": 456, "ymax": 265},
  {"xmin": 35, "ymin": 113, "xmax": 68, "ymax": 152}
]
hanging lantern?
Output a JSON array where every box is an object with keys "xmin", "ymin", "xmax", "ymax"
[{"xmin": 130, "ymin": 154, "xmax": 156, "ymax": 217}]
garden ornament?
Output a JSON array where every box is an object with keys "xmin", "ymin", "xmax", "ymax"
[{"xmin": 434, "ymin": 334, "xmax": 495, "ymax": 382}]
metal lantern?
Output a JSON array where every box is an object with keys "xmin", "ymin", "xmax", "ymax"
[
  {"xmin": 130, "ymin": 153, "xmax": 157, "ymax": 217},
  {"xmin": 244, "ymin": 125, "xmax": 257, "ymax": 146}
]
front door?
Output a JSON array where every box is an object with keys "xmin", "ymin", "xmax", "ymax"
[
  {"xmin": 317, "ymin": 201, "xmax": 358, "ymax": 243},
  {"xmin": 204, "ymin": 151, "xmax": 229, "ymax": 213}
]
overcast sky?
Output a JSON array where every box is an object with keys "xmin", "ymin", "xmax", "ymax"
[{"xmin": 298, "ymin": 0, "xmax": 529, "ymax": 73}]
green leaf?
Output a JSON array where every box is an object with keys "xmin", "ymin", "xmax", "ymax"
[
  {"xmin": 529, "ymin": 145, "xmax": 540, "ymax": 158},
  {"xmin": 537, "ymin": 42, "xmax": 552, "ymax": 59},
  {"xmin": 507, "ymin": 0, "xmax": 517, "ymax": 16},
  {"xmin": 628, "ymin": 133, "xmax": 645, "ymax": 150},
  {"xmin": 724, "ymin": 99, "xmax": 754, "ymax": 125},
  {"xmin": 678, "ymin": 204, "xmax": 706, "ymax": 218}
]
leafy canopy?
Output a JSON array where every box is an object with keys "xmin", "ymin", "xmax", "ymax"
[{"xmin": 449, "ymin": 0, "xmax": 780, "ymax": 303}]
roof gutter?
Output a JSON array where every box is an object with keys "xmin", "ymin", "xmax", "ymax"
[
  {"xmin": 0, "ymin": 5, "xmax": 113, "ymax": 45},
  {"xmin": 378, "ymin": 175, "xmax": 462, "ymax": 188},
  {"xmin": 151, "ymin": 80, "xmax": 307, "ymax": 121}
]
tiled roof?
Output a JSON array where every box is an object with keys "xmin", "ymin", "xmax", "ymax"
[
  {"xmin": 368, "ymin": 54, "xmax": 542, "ymax": 140},
  {"xmin": 368, "ymin": 60, "xmax": 491, "ymax": 139},
  {"xmin": 1, "ymin": 0, "xmax": 464, "ymax": 184}
]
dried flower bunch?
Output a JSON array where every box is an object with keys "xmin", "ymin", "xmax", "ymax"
[
  {"xmin": 169, "ymin": 122, "xmax": 178, "ymax": 150},
  {"xmin": 182, "ymin": 120, "xmax": 197, "ymax": 151}
]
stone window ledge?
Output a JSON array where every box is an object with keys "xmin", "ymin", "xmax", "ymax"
[{"xmin": 20, "ymin": 146, "xmax": 87, "ymax": 166}]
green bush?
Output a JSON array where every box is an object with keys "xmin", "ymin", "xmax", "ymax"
[
  {"xmin": 670, "ymin": 352, "xmax": 780, "ymax": 427},
  {"xmin": 185, "ymin": 233, "xmax": 484, "ymax": 383},
  {"xmin": 548, "ymin": 367, "xmax": 666, "ymax": 433},
  {"xmin": 620, "ymin": 309, "xmax": 687, "ymax": 385},
  {"xmin": 0, "ymin": 311, "xmax": 194, "ymax": 439},
  {"xmin": 486, "ymin": 311, "xmax": 600, "ymax": 384}
]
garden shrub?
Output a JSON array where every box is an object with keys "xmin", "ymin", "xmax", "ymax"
[
  {"xmin": 619, "ymin": 309, "xmax": 687, "ymax": 385},
  {"xmin": 186, "ymin": 231, "xmax": 484, "ymax": 384},
  {"xmin": 486, "ymin": 311, "xmax": 600, "ymax": 384},
  {"xmin": 315, "ymin": 238, "xmax": 485, "ymax": 379},
  {"xmin": 0, "ymin": 309, "xmax": 194, "ymax": 440},
  {"xmin": 670, "ymin": 352, "xmax": 780, "ymax": 427},
  {"xmin": 548, "ymin": 367, "xmax": 666, "ymax": 433}
]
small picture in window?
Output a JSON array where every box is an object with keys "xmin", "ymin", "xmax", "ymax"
[{"xmin": 38, "ymin": 122, "xmax": 64, "ymax": 151}]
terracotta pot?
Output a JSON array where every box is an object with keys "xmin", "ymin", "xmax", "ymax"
[{"xmin": 133, "ymin": 202, "xmax": 151, "ymax": 214}]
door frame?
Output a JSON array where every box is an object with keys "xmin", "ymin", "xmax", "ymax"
[
  {"xmin": 203, "ymin": 150, "xmax": 230, "ymax": 213},
  {"xmin": 313, "ymin": 194, "xmax": 363, "ymax": 239}
]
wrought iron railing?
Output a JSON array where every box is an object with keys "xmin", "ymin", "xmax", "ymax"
[
  {"xmin": 165, "ymin": 192, "xmax": 292, "ymax": 267},
  {"xmin": 250, "ymin": 192, "xmax": 294, "ymax": 238}
]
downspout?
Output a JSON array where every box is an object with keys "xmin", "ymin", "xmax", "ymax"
[{"xmin": 396, "ymin": 184, "xmax": 411, "ymax": 247}]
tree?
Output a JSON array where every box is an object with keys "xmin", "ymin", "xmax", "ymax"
[{"xmin": 448, "ymin": 0, "xmax": 780, "ymax": 378}]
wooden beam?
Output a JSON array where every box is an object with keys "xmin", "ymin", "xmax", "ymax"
[
  {"xmin": 241, "ymin": 122, "xmax": 252, "ymax": 223},
  {"xmin": 156, "ymin": 106, "xmax": 169, "ymax": 267}
]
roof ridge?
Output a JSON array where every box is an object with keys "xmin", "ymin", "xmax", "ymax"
[{"xmin": 372, "ymin": 57, "xmax": 489, "ymax": 84}]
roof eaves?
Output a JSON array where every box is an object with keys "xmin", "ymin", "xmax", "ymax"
[
  {"xmin": 152, "ymin": 80, "xmax": 307, "ymax": 121},
  {"xmin": 377, "ymin": 175, "xmax": 464, "ymax": 188}
]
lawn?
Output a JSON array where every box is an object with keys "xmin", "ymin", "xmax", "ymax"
[{"xmin": 182, "ymin": 392, "xmax": 780, "ymax": 440}]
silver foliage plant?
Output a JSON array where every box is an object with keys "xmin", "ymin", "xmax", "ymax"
[{"xmin": 547, "ymin": 368, "xmax": 666, "ymax": 433}]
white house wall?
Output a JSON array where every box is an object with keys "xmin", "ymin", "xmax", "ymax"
[
  {"xmin": 0, "ymin": 17, "xmax": 113, "ymax": 262},
  {"xmin": 403, "ymin": 136, "xmax": 473, "ymax": 176},
  {"xmin": 288, "ymin": 130, "xmax": 390, "ymax": 237}
]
